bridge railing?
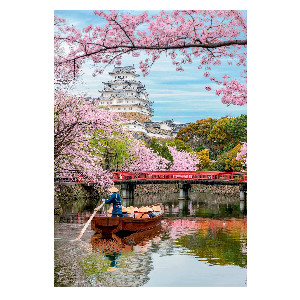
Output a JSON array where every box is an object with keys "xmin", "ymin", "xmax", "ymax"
[
  {"xmin": 55, "ymin": 170, "xmax": 247, "ymax": 183},
  {"xmin": 112, "ymin": 171, "xmax": 247, "ymax": 182}
]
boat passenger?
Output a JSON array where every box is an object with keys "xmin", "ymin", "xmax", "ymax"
[
  {"xmin": 151, "ymin": 205, "xmax": 162, "ymax": 217},
  {"xmin": 103, "ymin": 187, "xmax": 123, "ymax": 217},
  {"xmin": 148, "ymin": 212, "xmax": 156, "ymax": 218},
  {"xmin": 146, "ymin": 206, "xmax": 155, "ymax": 218},
  {"xmin": 122, "ymin": 207, "xmax": 131, "ymax": 217}
]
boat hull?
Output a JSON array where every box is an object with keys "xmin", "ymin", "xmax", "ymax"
[
  {"xmin": 91, "ymin": 205, "xmax": 163, "ymax": 234},
  {"xmin": 91, "ymin": 214, "xmax": 163, "ymax": 234}
]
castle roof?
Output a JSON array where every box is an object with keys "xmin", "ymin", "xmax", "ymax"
[{"xmin": 109, "ymin": 66, "xmax": 139, "ymax": 76}]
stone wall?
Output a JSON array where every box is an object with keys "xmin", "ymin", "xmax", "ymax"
[
  {"xmin": 119, "ymin": 112, "xmax": 151, "ymax": 123},
  {"xmin": 133, "ymin": 183, "xmax": 239, "ymax": 196},
  {"xmin": 146, "ymin": 127, "xmax": 172, "ymax": 136}
]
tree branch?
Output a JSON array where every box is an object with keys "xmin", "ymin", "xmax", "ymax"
[{"xmin": 55, "ymin": 39, "xmax": 247, "ymax": 65}]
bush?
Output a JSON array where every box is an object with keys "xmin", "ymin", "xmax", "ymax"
[
  {"xmin": 195, "ymin": 149, "xmax": 210, "ymax": 170},
  {"xmin": 214, "ymin": 152, "xmax": 228, "ymax": 171},
  {"xmin": 225, "ymin": 144, "xmax": 245, "ymax": 172}
]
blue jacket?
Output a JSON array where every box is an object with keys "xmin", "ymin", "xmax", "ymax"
[{"xmin": 105, "ymin": 192, "xmax": 122, "ymax": 215}]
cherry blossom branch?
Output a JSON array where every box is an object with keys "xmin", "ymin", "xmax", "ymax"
[{"xmin": 55, "ymin": 39, "xmax": 247, "ymax": 65}]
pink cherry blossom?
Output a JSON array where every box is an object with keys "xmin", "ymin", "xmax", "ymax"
[
  {"xmin": 167, "ymin": 146, "xmax": 200, "ymax": 171},
  {"xmin": 54, "ymin": 10, "xmax": 247, "ymax": 105},
  {"xmin": 236, "ymin": 142, "xmax": 247, "ymax": 166}
]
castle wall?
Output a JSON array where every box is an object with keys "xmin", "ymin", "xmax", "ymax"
[{"xmin": 119, "ymin": 112, "xmax": 151, "ymax": 123}]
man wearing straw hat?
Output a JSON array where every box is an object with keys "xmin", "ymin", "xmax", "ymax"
[{"xmin": 103, "ymin": 186, "xmax": 123, "ymax": 217}]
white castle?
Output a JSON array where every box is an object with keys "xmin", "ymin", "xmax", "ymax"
[
  {"xmin": 98, "ymin": 66, "xmax": 189, "ymax": 139},
  {"xmin": 99, "ymin": 66, "xmax": 153, "ymax": 123}
]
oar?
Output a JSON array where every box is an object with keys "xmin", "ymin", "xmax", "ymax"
[{"xmin": 71, "ymin": 201, "xmax": 105, "ymax": 242}]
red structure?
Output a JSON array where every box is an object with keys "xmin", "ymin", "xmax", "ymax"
[
  {"xmin": 55, "ymin": 171, "xmax": 247, "ymax": 200},
  {"xmin": 112, "ymin": 171, "xmax": 247, "ymax": 182}
]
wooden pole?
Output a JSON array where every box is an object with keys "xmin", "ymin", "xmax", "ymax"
[{"xmin": 71, "ymin": 201, "xmax": 105, "ymax": 242}]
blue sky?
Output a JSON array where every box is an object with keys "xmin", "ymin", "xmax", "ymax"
[{"xmin": 55, "ymin": 10, "xmax": 247, "ymax": 123}]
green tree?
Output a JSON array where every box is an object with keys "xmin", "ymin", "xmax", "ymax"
[
  {"xmin": 89, "ymin": 129, "xmax": 134, "ymax": 172},
  {"xmin": 148, "ymin": 138, "xmax": 173, "ymax": 166},
  {"xmin": 213, "ymin": 152, "xmax": 227, "ymax": 171},
  {"xmin": 195, "ymin": 149, "xmax": 210, "ymax": 170},
  {"xmin": 176, "ymin": 118, "xmax": 217, "ymax": 150},
  {"xmin": 226, "ymin": 114, "xmax": 247, "ymax": 144},
  {"xmin": 176, "ymin": 118, "xmax": 218, "ymax": 153},
  {"xmin": 225, "ymin": 144, "xmax": 246, "ymax": 172},
  {"xmin": 207, "ymin": 117, "xmax": 232, "ymax": 155},
  {"xmin": 166, "ymin": 139, "xmax": 192, "ymax": 152},
  {"xmin": 194, "ymin": 144, "xmax": 205, "ymax": 152}
]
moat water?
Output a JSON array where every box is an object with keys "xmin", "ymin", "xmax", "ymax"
[{"xmin": 54, "ymin": 192, "xmax": 247, "ymax": 287}]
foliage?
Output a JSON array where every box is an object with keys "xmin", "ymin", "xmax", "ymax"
[
  {"xmin": 54, "ymin": 10, "xmax": 247, "ymax": 105},
  {"xmin": 195, "ymin": 149, "xmax": 210, "ymax": 170},
  {"xmin": 225, "ymin": 144, "xmax": 244, "ymax": 172},
  {"xmin": 207, "ymin": 117, "xmax": 232, "ymax": 155},
  {"xmin": 194, "ymin": 144, "xmax": 205, "ymax": 152},
  {"xmin": 226, "ymin": 114, "xmax": 247, "ymax": 144},
  {"xmin": 166, "ymin": 139, "xmax": 192, "ymax": 152},
  {"xmin": 176, "ymin": 118, "xmax": 218, "ymax": 151},
  {"xmin": 148, "ymin": 138, "xmax": 173, "ymax": 164},
  {"xmin": 173, "ymin": 115, "xmax": 247, "ymax": 171},
  {"xmin": 89, "ymin": 129, "xmax": 134, "ymax": 172},
  {"xmin": 213, "ymin": 152, "xmax": 228, "ymax": 172},
  {"xmin": 208, "ymin": 117, "xmax": 231, "ymax": 144}
]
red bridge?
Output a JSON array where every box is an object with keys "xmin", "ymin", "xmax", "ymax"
[
  {"xmin": 112, "ymin": 171, "xmax": 247, "ymax": 200},
  {"xmin": 112, "ymin": 171, "xmax": 247, "ymax": 182},
  {"xmin": 55, "ymin": 170, "xmax": 247, "ymax": 200}
]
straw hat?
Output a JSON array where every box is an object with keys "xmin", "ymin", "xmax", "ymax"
[
  {"xmin": 122, "ymin": 207, "xmax": 130, "ymax": 213},
  {"xmin": 153, "ymin": 205, "xmax": 161, "ymax": 212},
  {"xmin": 139, "ymin": 207, "xmax": 148, "ymax": 213},
  {"xmin": 127, "ymin": 207, "xmax": 135, "ymax": 214},
  {"xmin": 109, "ymin": 186, "xmax": 119, "ymax": 193}
]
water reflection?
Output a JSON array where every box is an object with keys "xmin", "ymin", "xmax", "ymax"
[
  {"xmin": 55, "ymin": 192, "xmax": 247, "ymax": 287},
  {"xmin": 164, "ymin": 218, "xmax": 247, "ymax": 267},
  {"xmin": 88, "ymin": 225, "xmax": 164, "ymax": 272}
]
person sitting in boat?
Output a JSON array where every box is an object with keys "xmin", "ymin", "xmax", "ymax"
[
  {"xmin": 103, "ymin": 187, "xmax": 123, "ymax": 217},
  {"xmin": 122, "ymin": 206, "xmax": 131, "ymax": 217},
  {"xmin": 151, "ymin": 205, "xmax": 162, "ymax": 217}
]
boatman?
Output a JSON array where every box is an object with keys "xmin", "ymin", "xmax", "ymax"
[{"xmin": 103, "ymin": 186, "xmax": 123, "ymax": 217}]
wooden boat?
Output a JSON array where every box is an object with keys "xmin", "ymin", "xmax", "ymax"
[{"xmin": 91, "ymin": 203, "xmax": 164, "ymax": 235}]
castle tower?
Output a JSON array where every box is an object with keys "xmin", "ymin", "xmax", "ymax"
[{"xmin": 99, "ymin": 66, "xmax": 153, "ymax": 123}]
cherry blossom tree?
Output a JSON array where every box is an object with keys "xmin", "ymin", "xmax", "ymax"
[
  {"xmin": 54, "ymin": 90, "xmax": 127, "ymax": 189},
  {"xmin": 122, "ymin": 140, "xmax": 170, "ymax": 171},
  {"xmin": 236, "ymin": 142, "xmax": 247, "ymax": 167},
  {"xmin": 167, "ymin": 146, "xmax": 200, "ymax": 171}
]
